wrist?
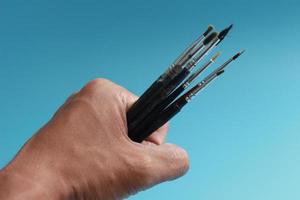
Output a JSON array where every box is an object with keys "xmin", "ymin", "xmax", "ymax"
[
  {"xmin": 0, "ymin": 168, "xmax": 44, "ymax": 199},
  {"xmin": 0, "ymin": 143, "xmax": 70, "ymax": 200},
  {"xmin": 0, "ymin": 166, "xmax": 66, "ymax": 200}
]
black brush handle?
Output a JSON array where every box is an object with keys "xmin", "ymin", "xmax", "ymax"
[
  {"xmin": 128, "ymin": 85, "xmax": 185, "ymax": 138},
  {"xmin": 127, "ymin": 80, "xmax": 162, "ymax": 123},
  {"xmin": 129, "ymin": 95, "xmax": 188, "ymax": 143},
  {"xmin": 127, "ymin": 68, "xmax": 189, "ymax": 132},
  {"xmin": 129, "ymin": 103, "xmax": 182, "ymax": 143},
  {"xmin": 127, "ymin": 65, "xmax": 183, "ymax": 124}
]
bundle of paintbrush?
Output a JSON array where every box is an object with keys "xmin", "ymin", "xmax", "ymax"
[{"xmin": 127, "ymin": 24, "xmax": 244, "ymax": 143}]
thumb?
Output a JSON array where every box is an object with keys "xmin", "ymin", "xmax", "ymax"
[{"xmin": 139, "ymin": 143, "xmax": 189, "ymax": 188}]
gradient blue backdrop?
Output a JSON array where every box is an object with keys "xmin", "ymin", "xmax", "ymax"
[{"xmin": 1, "ymin": 0, "xmax": 300, "ymax": 199}]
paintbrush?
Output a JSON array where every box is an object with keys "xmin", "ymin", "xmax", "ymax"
[
  {"xmin": 129, "ymin": 50, "xmax": 245, "ymax": 142},
  {"xmin": 127, "ymin": 25, "xmax": 215, "ymax": 124}
]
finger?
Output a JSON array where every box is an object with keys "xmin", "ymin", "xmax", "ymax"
[
  {"xmin": 120, "ymin": 90, "xmax": 169, "ymax": 144},
  {"xmin": 123, "ymin": 92, "xmax": 138, "ymax": 112},
  {"xmin": 139, "ymin": 143, "xmax": 189, "ymax": 187},
  {"xmin": 145, "ymin": 123, "xmax": 169, "ymax": 145}
]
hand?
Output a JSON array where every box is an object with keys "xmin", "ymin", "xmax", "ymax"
[{"xmin": 0, "ymin": 78, "xmax": 189, "ymax": 200}]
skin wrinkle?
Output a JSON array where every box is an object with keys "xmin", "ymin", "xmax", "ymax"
[{"xmin": 0, "ymin": 79, "xmax": 189, "ymax": 200}]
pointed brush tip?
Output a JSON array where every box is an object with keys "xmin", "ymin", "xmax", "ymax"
[
  {"xmin": 232, "ymin": 50, "xmax": 245, "ymax": 60},
  {"xmin": 217, "ymin": 24, "xmax": 233, "ymax": 41}
]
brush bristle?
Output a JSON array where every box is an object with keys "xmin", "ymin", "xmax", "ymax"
[
  {"xmin": 212, "ymin": 52, "xmax": 221, "ymax": 61},
  {"xmin": 203, "ymin": 32, "xmax": 218, "ymax": 45},
  {"xmin": 218, "ymin": 24, "xmax": 233, "ymax": 40},
  {"xmin": 203, "ymin": 25, "xmax": 214, "ymax": 37},
  {"xmin": 227, "ymin": 24, "xmax": 233, "ymax": 30},
  {"xmin": 215, "ymin": 24, "xmax": 233, "ymax": 46},
  {"xmin": 208, "ymin": 24, "xmax": 214, "ymax": 31}
]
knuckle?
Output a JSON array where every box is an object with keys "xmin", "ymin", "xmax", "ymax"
[
  {"xmin": 83, "ymin": 78, "xmax": 112, "ymax": 94},
  {"xmin": 88, "ymin": 78, "xmax": 112, "ymax": 88}
]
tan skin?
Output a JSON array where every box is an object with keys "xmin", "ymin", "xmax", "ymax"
[{"xmin": 0, "ymin": 78, "xmax": 189, "ymax": 200}]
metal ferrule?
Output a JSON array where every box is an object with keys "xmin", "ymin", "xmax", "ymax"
[{"xmin": 159, "ymin": 64, "xmax": 183, "ymax": 83}]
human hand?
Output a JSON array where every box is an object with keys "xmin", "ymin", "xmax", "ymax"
[{"xmin": 0, "ymin": 79, "xmax": 189, "ymax": 200}]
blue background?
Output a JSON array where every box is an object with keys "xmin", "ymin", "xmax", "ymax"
[{"xmin": 1, "ymin": 0, "xmax": 300, "ymax": 199}]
